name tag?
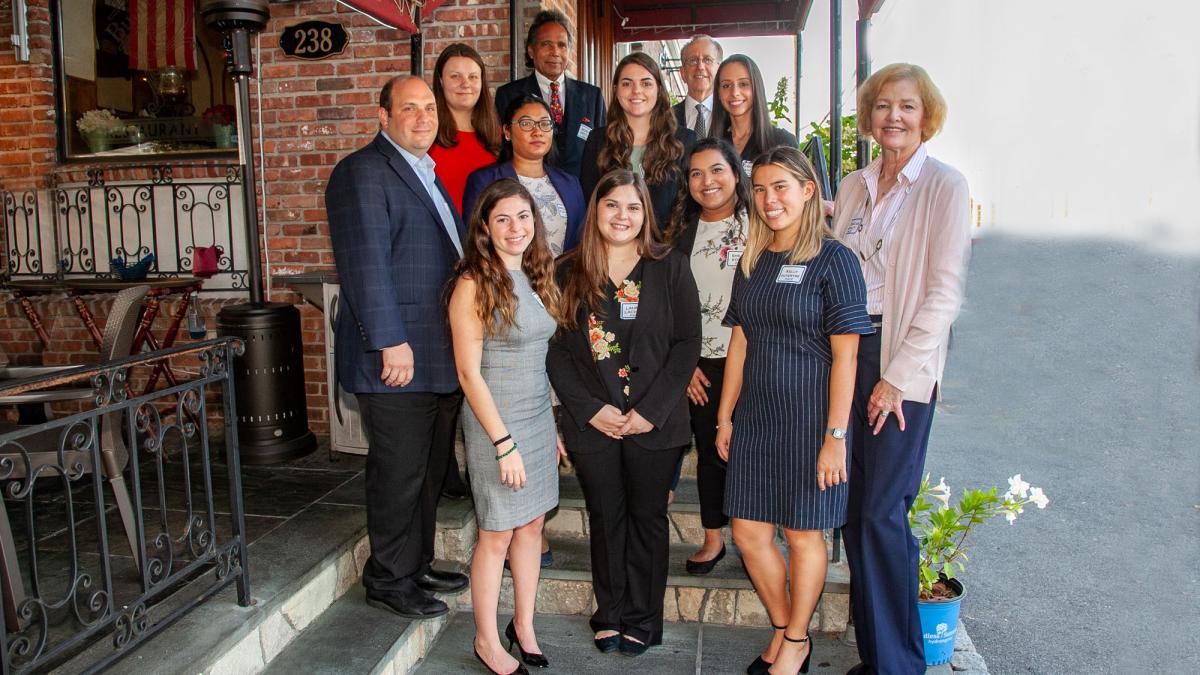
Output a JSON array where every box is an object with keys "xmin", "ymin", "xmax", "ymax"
[
  {"xmin": 619, "ymin": 301, "xmax": 638, "ymax": 320},
  {"xmin": 775, "ymin": 265, "xmax": 807, "ymax": 284},
  {"xmin": 577, "ymin": 124, "xmax": 592, "ymax": 141},
  {"xmin": 741, "ymin": 160, "xmax": 753, "ymax": 177},
  {"xmin": 726, "ymin": 246, "xmax": 744, "ymax": 266},
  {"xmin": 847, "ymin": 217, "xmax": 864, "ymax": 235},
  {"xmin": 531, "ymin": 291, "xmax": 545, "ymax": 309}
]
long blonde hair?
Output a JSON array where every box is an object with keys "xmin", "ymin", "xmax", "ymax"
[{"xmin": 740, "ymin": 146, "xmax": 828, "ymax": 278}]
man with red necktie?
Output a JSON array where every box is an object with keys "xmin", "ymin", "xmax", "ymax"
[{"xmin": 494, "ymin": 10, "xmax": 605, "ymax": 178}]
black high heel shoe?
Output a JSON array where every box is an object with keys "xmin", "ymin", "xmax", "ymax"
[
  {"xmin": 505, "ymin": 620, "xmax": 549, "ymax": 668},
  {"xmin": 685, "ymin": 543, "xmax": 727, "ymax": 576},
  {"xmin": 474, "ymin": 646, "xmax": 529, "ymax": 675},
  {"xmin": 746, "ymin": 622, "xmax": 787, "ymax": 674},
  {"xmin": 783, "ymin": 633, "xmax": 812, "ymax": 674}
]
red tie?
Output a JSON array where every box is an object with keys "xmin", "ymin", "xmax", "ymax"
[{"xmin": 550, "ymin": 81, "xmax": 564, "ymax": 126}]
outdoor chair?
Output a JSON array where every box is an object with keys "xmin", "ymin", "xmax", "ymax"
[{"xmin": 0, "ymin": 284, "xmax": 149, "ymax": 632}]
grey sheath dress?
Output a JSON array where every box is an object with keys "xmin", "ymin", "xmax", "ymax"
[
  {"xmin": 722, "ymin": 240, "xmax": 874, "ymax": 530},
  {"xmin": 462, "ymin": 270, "xmax": 560, "ymax": 531}
]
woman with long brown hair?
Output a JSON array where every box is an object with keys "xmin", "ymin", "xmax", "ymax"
[
  {"xmin": 547, "ymin": 169, "xmax": 701, "ymax": 657},
  {"xmin": 579, "ymin": 52, "xmax": 696, "ymax": 232},
  {"xmin": 708, "ymin": 54, "xmax": 798, "ymax": 173},
  {"xmin": 430, "ymin": 43, "xmax": 503, "ymax": 214},
  {"xmin": 714, "ymin": 147, "xmax": 873, "ymax": 675},
  {"xmin": 449, "ymin": 179, "xmax": 562, "ymax": 674}
]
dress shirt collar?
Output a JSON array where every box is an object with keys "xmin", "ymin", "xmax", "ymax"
[
  {"xmin": 684, "ymin": 94, "xmax": 713, "ymax": 112},
  {"xmin": 534, "ymin": 70, "xmax": 566, "ymax": 98},
  {"xmin": 381, "ymin": 132, "xmax": 437, "ymax": 181},
  {"xmin": 862, "ymin": 143, "xmax": 928, "ymax": 201}
]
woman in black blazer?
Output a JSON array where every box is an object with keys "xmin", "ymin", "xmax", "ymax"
[
  {"xmin": 580, "ymin": 52, "xmax": 696, "ymax": 234},
  {"xmin": 708, "ymin": 54, "xmax": 798, "ymax": 173},
  {"xmin": 547, "ymin": 169, "xmax": 701, "ymax": 657}
]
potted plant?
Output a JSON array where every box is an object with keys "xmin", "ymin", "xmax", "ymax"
[
  {"xmin": 910, "ymin": 473, "xmax": 1050, "ymax": 665},
  {"xmin": 75, "ymin": 109, "xmax": 124, "ymax": 153},
  {"xmin": 203, "ymin": 104, "xmax": 237, "ymax": 148}
]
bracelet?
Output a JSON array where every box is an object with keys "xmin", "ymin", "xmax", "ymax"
[
  {"xmin": 491, "ymin": 434, "xmax": 512, "ymax": 448},
  {"xmin": 715, "ymin": 421, "xmax": 733, "ymax": 430},
  {"xmin": 495, "ymin": 442, "xmax": 518, "ymax": 461}
]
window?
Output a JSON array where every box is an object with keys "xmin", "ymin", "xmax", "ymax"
[{"xmin": 54, "ymin": 0, "xmax": 236, "ymax": 160}]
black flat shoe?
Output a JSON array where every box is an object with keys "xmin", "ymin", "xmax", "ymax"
[
  {"xmin": 783, "ymin": 633, "xmax": 812, "ymax": 674},
  {"xmin": 593, "ymin": 633, "xmax": 620, "ymax": 653},
  {"xmin": 364, "ymin": 589, "xmax": 448, "ymax": 619},
  {"xmin": 846, "ymin": 663, "xmax": 871, "ymax": 675},
  {"xmin": 685, "ymin": 544, "xmax": 726, "ymax": 576},
  {"xmin": 618, "ymin": 635, "xmax": 650, "ymax": 657},
  {"xmin": 474, "ymin": 646, "xmax": 529, "ymax": 675},
  {"xmin": 414, "ymin": 569, "xmax": 469, "ymax": 594},
  {"xmin": 746, "ymin": 622, "xmax": 787, "ymax": 674},
  {"xmin": 505, "ymin": 620, "xmax": 549, "ymax": 668}
]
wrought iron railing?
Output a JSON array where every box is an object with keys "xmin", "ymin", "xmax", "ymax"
[
  {"xmin": 0, "ymin": 337, "xmax": 250, "ymax": 673},
  {"xmin": 2, "ymin": 163, "xmax": 251, "ymax": 291}
]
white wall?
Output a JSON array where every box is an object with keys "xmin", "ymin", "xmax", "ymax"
[{"xmin": 789, "ymin": 0, "xmax": 1198, "ymax": 251}]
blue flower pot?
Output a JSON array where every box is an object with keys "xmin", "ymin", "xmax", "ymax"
[{"xmin": 917, "ymin": 577, "xmax": 964, "ymax": 665}]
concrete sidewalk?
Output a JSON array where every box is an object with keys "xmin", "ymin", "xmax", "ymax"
[{"xmin": 415, "ymin": 612, "xmax": 986, "ymax": 674}]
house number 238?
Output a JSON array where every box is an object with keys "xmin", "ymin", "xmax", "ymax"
[
  {"xmin": 293, "ymin": 27, "xmax": 333, "ymax": 54},
  {"xmin": 280, "ymin": 20, "xmax": 348, "ymax": 60}
]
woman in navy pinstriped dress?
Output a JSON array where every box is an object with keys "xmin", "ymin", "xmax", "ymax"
[{"xmin": 715, "ymin": 147, "xmax": 873, "ymax": 675}]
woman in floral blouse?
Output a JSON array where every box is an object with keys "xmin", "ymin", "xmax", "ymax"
[
  {"xmin": 547, "ymin": 169, "xmax": 701, "ymax": 657},
  {"xmin": 663, "ymin": 137, "xmax": 752, "ymax": 576}
]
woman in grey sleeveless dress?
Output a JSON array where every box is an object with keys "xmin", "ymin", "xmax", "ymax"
[{"xmin": 449, "ymin": 178, "xmax": 562, "ymax": 675}]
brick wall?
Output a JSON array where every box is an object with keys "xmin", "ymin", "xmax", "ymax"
[{"xmin": 0, "ymin": 0, "xmax": 585, "ymax": 437}]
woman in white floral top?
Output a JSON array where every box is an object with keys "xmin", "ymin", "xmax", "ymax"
[
  {"xmin": 547, "ymin": 170, "xmax": 701, "ymax": 657},
  {"xmin": 664, "ymin": 137, "xmax": 752, "ymax": 576}
]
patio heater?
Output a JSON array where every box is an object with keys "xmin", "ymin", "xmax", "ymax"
[{"xmin": 202, "ymin": 0, "xmax": 317, "ymax": 465}]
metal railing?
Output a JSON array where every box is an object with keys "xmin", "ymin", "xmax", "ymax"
[
  {"xmin": 1, "ymin": 163, "xmax": 251, "ymax": 291},
  {"xmin": 0, "ymin": 338, "xmax": 250, "ymax": 673}
]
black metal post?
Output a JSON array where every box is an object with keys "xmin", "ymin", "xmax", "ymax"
[
  {"xmin": 411, "ymin": 13, "xmax": 423, "ymax": 76},
  {"xmin": 510, "ymin": 0, "xmax": 521, "ymax": 81},
  {"xmin": 856, "ymin": 16, "xmax": 872, "ymax": 170},
  {"xmin": 829, "ymin": 0, "xmax": 843, "ymax": 187},
  {"xmin": 794, "ymin": 32, "xmax": 803, "ymax": 139}
]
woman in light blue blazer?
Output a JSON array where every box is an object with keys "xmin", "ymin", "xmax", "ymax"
[{"xmin": 464, "ymin": 94, "xmax": 586, "ymax": 256}]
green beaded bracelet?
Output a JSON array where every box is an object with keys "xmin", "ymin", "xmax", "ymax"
[{"xmin": 495, "ymin": 442, "xmax": 518, "ymax": 461}]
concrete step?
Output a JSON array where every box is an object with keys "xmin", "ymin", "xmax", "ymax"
[
  {"xmin": 413, "ymin": 611, "xmax": 863, "ymax": 674},
  {"xmin": 261, "ymin": 586, "xmax": 447, "ymax": 675},
  {"xmin": 548, "ymin": 474, "xmax": 723, "ymax": 547}
]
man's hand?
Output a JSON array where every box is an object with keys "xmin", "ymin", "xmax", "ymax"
[{"xmin": 380, "ymin": 343, "xmax": 415, "ymax": 387}]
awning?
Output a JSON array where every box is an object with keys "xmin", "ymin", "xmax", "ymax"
[
  {"xmin": 611, "ymin": 0, "xmax": 815, "ymax": 41},
  {"xmin": 336, "ymin": 0, "xmax": 445, "ymax": 32}
]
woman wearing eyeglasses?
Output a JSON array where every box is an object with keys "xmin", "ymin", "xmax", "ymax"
[
  {"xmin": 830, "ymin": 63, "xmax": 971, "ymax": 674},
  {"xmin": 465, "ymin": 94, "xmax": 587, "ymax": 255}
]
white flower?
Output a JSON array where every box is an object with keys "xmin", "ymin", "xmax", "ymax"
[
  {"xmin": 931, "ymin": 476, "xmax": 951, "ymax": 505},
  {"xmin": 1029, "ymin": 487, "xmax": 1049, "ymax": 509},
  {"xmin": 1007, "ymin": 474, "xmax": 1030, "ymax": 499},
  {"xmin": 1005, "ymin": 510, "xmax": 1017, "ymax": 524}
]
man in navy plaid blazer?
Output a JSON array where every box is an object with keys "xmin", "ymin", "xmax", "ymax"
[{"xmin": 326, "ymin": 76, "xmax": 469, "ymax": 619}]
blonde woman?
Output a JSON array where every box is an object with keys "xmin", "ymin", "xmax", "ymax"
[{"xmin": 715, "ymin": 147, "xmax": 873, "ymax": 675}]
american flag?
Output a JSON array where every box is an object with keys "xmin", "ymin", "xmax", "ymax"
[{"xmin": 128, "ymin": 0, "xmax": 196, "ymax": 71}]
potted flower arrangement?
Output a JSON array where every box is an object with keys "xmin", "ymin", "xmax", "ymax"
[
  {"xmin": 203, "ymin": 104, "xmax": 237, "ymax": 148},
  {"xmin": 75, "ymin": 109, "xmax": 124, "ymax": 153},
  {"xmin": 910, "ymin": 473, "xmax": 1050, "ymax": 665}
]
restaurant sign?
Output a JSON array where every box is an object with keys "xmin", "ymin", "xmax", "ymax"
[{"xmin": 279, "ymin": 21, "xmax": 349, "ymax": 60}]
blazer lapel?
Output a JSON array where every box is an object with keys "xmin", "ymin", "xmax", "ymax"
[
  {"xmin": 375, "ymin": 134, "xmax": 463, "ymax": 255},
  {"xmin": 499, "ymin": 162, "xmax": 518, "ymax": 180}
]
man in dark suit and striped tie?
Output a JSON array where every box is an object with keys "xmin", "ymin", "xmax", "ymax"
[
  {"xmin": 326, "ymin": 75, "xmax": 469, "ymax": 619},
  {"xmin": 671, "ymin": 35, "xmax": 723, "ymax": 139},
  {"xmin": 494, "ymin": 10, "xmax": 606, "ymax": 177}
]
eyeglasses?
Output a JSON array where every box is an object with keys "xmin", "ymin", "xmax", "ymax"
[
  {"xmin": 684, "ymin": 56, "xmax": 718, "ymax": 68},
  {"xmin": 514, "ymin": 117, "xmax": 555, "ymax": 132},
  {"xmin": 859, "ymin": 239, "xmax": 883, "ymax": 263}
]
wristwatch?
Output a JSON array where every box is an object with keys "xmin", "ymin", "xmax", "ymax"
[{"xmin": 827, "ymin": 427, "xmax": 847, "ymax": 440}]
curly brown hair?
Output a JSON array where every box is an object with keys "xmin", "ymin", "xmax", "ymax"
[
  {"xmin": 455, "ymin": 178, "xmax": 561, "ymax": 336},
  {"xmin": 560, "ymin": 170, "xmax": 669, "ymax": 329},
  {"xmin": 596, "ymin": 52, "xmax": 684, "ymax": 188}
]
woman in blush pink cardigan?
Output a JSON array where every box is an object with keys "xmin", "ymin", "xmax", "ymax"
[{"xmin": 830, "ymin": 63, "xmax": 971, "ymax": 675}]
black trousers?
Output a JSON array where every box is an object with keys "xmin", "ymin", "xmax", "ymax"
[
  {"xmin": 571, "ymin": 440, "xmax": 684, "ymax": 645},
  {"xmin": 356, "ymin": 390, "xmax": 463, "ymax": 593},
  {"xmin": 688, "ymin": 357, "xmax": 730, "ymax": 530},
  {"xmin": 843, "ymin": 332, "xmax": 936, "ymax": 674}
]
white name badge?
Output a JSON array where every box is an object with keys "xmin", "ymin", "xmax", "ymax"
[
  {"xmin": 741, "ymin": 160, "xmax": 753, "ymax": 177},
  {"xmin": 726, "ymin": 246, "xmax": 744, "ymax": 266},
  {"xmin": 619, "ymin": 301, "xmax": 638, "ymax": 320},
  {"xmin": 847, "ymin": 217, "xmax": 864, "ymax": 235},
  {"xmin": 577, "ymin": 124, "xmax": 592, "ymax": 141},
  {"xmin": 775, "ymin": 265, "xmax": 807, "ymax": 284},
  {"xmin": 531, "ymin": 291, "xmax": 545, "ymax": 309}
]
